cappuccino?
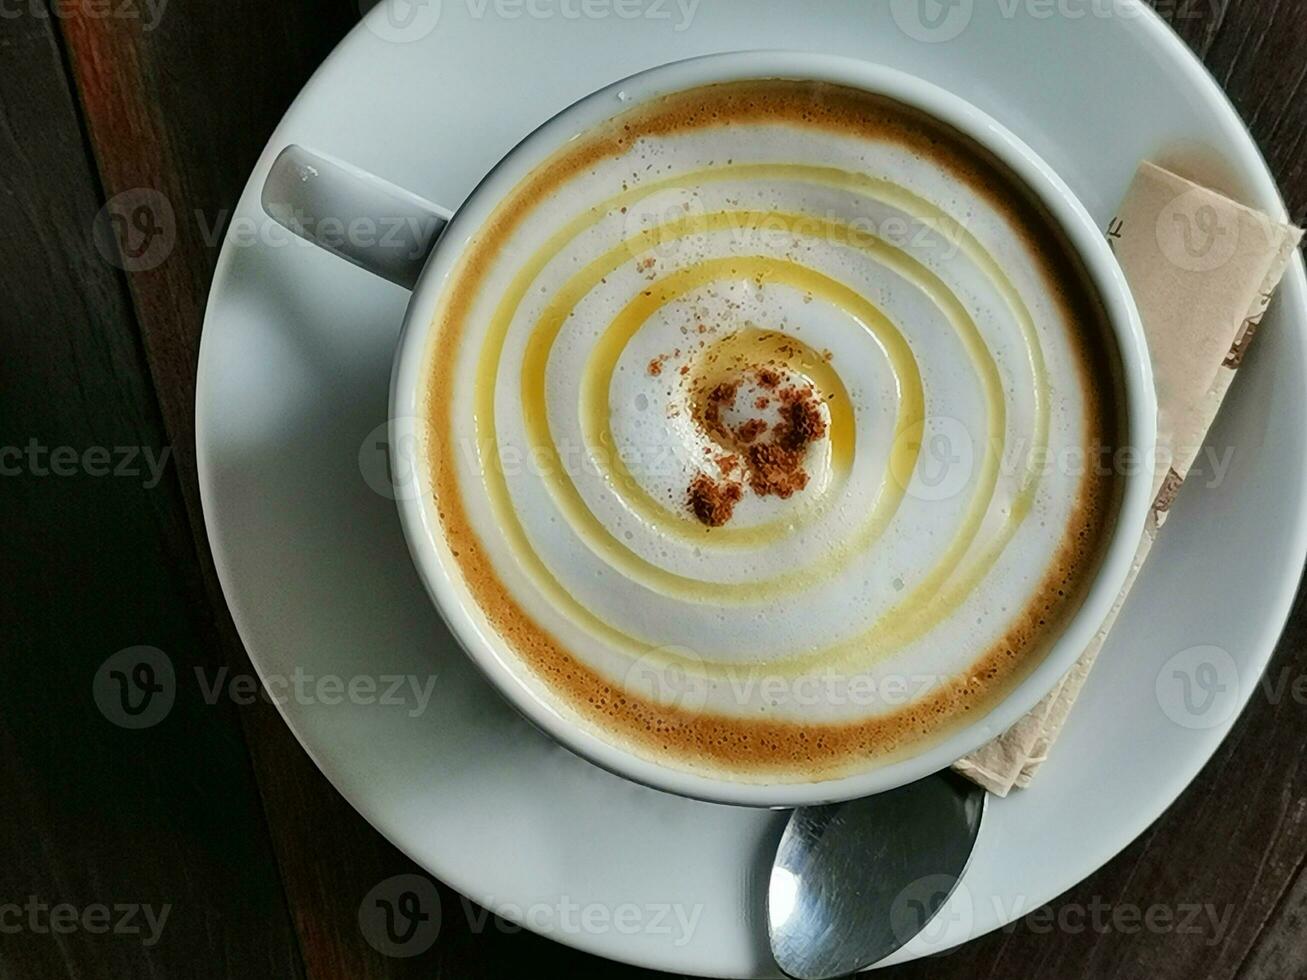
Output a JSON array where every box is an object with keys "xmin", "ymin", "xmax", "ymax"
[{"xmin": 423, "ymin": 80, "xmax": 1123, "ymax": 782}]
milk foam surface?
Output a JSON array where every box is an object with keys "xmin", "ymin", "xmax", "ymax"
[{"xmin": 425, "ymin": 81, "xmax": 1121, "ymax": 781}]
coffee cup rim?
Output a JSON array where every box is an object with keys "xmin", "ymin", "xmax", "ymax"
[{"xmin": 389, "ymin": 50, "xmax": 1157, "ymax": 808}]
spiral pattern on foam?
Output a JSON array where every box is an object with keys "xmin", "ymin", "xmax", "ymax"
[{"xmin": 425, "ymin": 81, "xmax": 1120, "ymax": 778}]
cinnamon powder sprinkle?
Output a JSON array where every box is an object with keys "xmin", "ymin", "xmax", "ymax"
[
  {"xmin": 774, "ymin": 387, "xmax": 827, "ymax": 450},
  {"xmin": 687, "ymin": 473, "xmax": 743, "ymax": 527},
  {"xmin": 747, "ymin": 443, "xmax": 809, "ymax": 498},
  {"xmin": 683, "ymin": 361, "xmax": 829, "ymax": 524},
  {"xmin": 735, "ymin": 418, "xmax": 768, "ymax": 444},
  {"xmin": 701, "ymin": 381, "xmax": 739, "ymax": 441},
  {"xmin": 708, "ymin": 381, "xmax": 738, "ymax": 405}
]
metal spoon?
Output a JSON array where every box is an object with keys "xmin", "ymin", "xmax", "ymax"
[{"xmin": 767, "ymin": 772, "xmax": 986, "ymax": 979}]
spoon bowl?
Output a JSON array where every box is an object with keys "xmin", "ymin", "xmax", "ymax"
[{"xmin": 768, "ymin": 772, "xmax": 986, "ymax": 979}]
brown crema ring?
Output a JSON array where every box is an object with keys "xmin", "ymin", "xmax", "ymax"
[{"xmin": 424, "ymin": 79, "xmax": 1125, "ymax": 781}]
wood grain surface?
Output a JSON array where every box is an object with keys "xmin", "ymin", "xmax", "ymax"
[
  {"xmin": 0, "ymin": 8, "xmax": 302, "ymax": 978},
  {"xmin": 2, "ymin": 1, "xmax": 1304, "ymax": 977}
]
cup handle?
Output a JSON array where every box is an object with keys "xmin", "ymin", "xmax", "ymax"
[{"xmin": 261, "ymin": 145, "xmax": 452, "ymax": 290}]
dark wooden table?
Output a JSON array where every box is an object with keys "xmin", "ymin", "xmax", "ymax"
[{"xmin": 3, "ymin": 2, "xmax": 1305, "ymax": 977}]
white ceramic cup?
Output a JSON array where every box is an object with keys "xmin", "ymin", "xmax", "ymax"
[{"xmin": 261, "ymin": 50, "xmax": 1156, "ymax": 808}]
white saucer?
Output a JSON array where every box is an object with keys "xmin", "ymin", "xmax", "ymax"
[{"xmin": 197, "ymin": 2, "xmax": 1307, "ymax": 975}]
